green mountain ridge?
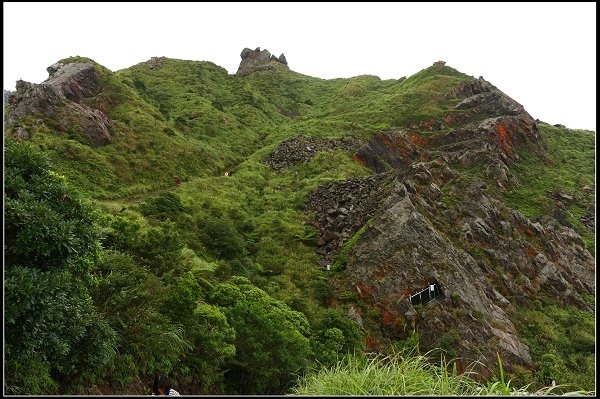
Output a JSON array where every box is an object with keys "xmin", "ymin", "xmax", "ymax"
[{"xmin": 4, "ymin": 51, "xmax": 595, "ymax": 395}]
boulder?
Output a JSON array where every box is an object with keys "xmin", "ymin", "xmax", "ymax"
[{"xmin": 278, "ymin": 53, "xmax": 287, "ymax": 65}]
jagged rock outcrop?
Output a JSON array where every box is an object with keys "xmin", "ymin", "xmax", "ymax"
[
  {"xmin": 354, "ymin": 129, "xmax": 424, "ymax": 173},
  {"xmin": 5, "ymin": 61, "xmax": 113, "ymax": 147},
  {"xmin": 347, "ymin": 179, "xmax": 534, "ymax": 370},
  {"xmin": 581, "ymin": 203, "xmax": 595, "ymax": 231},
  {"xmin": 302, "ymin": 75, "xmax": 595, "ymax": 375},
  {"xmin": 342, "ymin": 157, "xmax": 594, "ymax": 374},
  {"xmin": 236, "ymin": 47, "xmax": 289, "ymax": 76}
]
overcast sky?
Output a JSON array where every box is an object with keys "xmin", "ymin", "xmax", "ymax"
[{"xmin": 3, "ymin": 2, "xmax": 596, "ymax": 131}]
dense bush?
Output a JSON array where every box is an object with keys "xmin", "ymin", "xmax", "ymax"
[
  {"xmin": 215, "ymin": 279, "xmax": 313, "ymax": 394},
  {"xmin": 310, "ymin": 308, "xmax": 365, "ymax": 367},
  {"xmin": 196, "ymin": 215, "xmax": 246, "ymax": 260},
  {"xmin": 140, "ymin": 192, "xmax": 186, "ymax": 220},
  {"xmin": 4, "ymin": 139, "xmax": 116, "ymax": 394}
]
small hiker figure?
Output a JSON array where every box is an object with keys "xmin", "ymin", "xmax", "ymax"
[{"xmin": 152, "ymin": 374, "xmax": 180, "ymax": 396}]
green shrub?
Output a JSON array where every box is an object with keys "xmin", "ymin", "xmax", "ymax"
[
  {"xmin": 219, "ymin": 282, "xmax": 312, "ymax": 394},
  {"xmin": 515, "ymin": 303, "xmax": 595, "ymax": 391},
  {"xmin": 91, "ymin": 250, "xmax": 190, "ymax": 386},
  {"xmin": 133, "ymin": 222, "xmax": 185, "ymax": 277},
  {"xmin": 4, "ymin": 139, "xmax": 116, "ymax": 394},
  {"xmin": 140, "ymin": 192, "xmax": 186, "ymax": 220},
  {"xmin": 196, "ymin": 215, "xmax": 246, "ymax": 260}
]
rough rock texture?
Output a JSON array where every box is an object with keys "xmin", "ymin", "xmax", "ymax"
[
  {"xmin": 236, "ymin": 47, "xmax": 289, "ymax": 76},
  {"xmin": 306, "ymin": 171, "xmax": 394, "ymax": 260},
  {"xmin": 5, "ymin": 62, "xmax": 113, "ymax": 147},
  {"xmin": 354, "ymin": 129, "xmax": 423, "ymax": 173},
  {"xmin": 267, "ymin": 136, "xmax": 362, "ymax": 171},
  {"xmin": 345, "ymin": 170, "xmax": 593, "ymax": 372},
  {"xmin": 581, "ymin": 203, "xmax": 595, "ymax": 231},
  {"xmin": 4, "ymin": 89, "xmax": 16, "ymax": 104},
  {"xmin": 146, "ymin": 56, "xmax": 166, "ymax": 70},
  {"xmin": 303, "ymin": 77, "xmax": 595, "ymax": 375}
]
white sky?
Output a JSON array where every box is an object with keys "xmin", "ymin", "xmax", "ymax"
[{"xmin": 3, "ymin": 2, "xmax": 596, "ymax": 131}]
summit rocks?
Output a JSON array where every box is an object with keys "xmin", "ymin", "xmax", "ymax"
[
  {"xmin": 5, "ymin": 61, "xmax": 113, "ymax": 147},
  {"xmin": 236, "ymin": 47, "xmax": 289, "ymax": 76}
]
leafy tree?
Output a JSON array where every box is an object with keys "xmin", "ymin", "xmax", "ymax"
[
  {"xmin": 133, "ymin": 222, "xmax": 185, "ymax": 277},
  {"xmin": 209, "ymin": 281, "xmax": 244, "ymax": 307},
  {"xmin": 91, "ymin": 250, "xmax": 191, "ymax": 388},
  {"xmin": 315, "ymin": 309, "xmax": 365, "ymax": 353},
  {"xmin": 100, "ymin": 214, "xmax": 142, "ymax": 252},
  {"xmin": 196, "ymin": 215, "xmax": 246, "ymax": 260},
  {"xmin": 216, "ymin": 279, "xmax": 312, "ymax": 394},
  {"xmin": 5, "ymin": 145, "xmax": 100, "ymax": 274},
  {"xmin": 4, "ymin": 139, "xmax": 116, "ymax": 394},
  {"xmin": 311, "ymin": 327, "xmax": 346, "ymax": 366},
  {"xmin": 173, "ymin": 302, "xmax": 236, "ymax": 394},
  {"xmin": 309, "ymin": 308, "xmax": 365, "ymax": 368}
]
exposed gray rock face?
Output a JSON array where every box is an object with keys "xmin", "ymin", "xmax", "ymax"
[
  {"xmin": 301, "ymin": 76, "xmax": 594, "ymax": 376},
  {"xmin": 344, "ymin": 166, "xmax": 593, "ymax": 372},
  {"xmin": 581, "ymin": 203, "xmax": 595, "ymax": 231},
  {"xmin": 354, "ymin": 129, "xmax": 422, "ymax": 173},
  {"xmin": 5, "ymin": 62, "xmax": 113, "ymax": 147},
  {"xmin": 236, "ymin": 47, "xmax": 289, "ymax": 76}
]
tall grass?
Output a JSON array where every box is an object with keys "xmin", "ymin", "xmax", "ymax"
[{"xmin": 291, "ymin": 350, "xmax": 595, "ymax": 396}]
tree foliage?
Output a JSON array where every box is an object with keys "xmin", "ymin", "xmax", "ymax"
[
  {"xmin": 310, "ymin": 308, "xmax": 365, "ymax": 367},
  {"xmin": 196, "ymin": 215, "xmax": 247, "ymax": 260},
  {"xmin": 216, "ymin": 279, "xmax": 312, "ymax": 394},
  {"xmin": 4, "ymin": 139, "xmax": 116, "ymax": 394}
]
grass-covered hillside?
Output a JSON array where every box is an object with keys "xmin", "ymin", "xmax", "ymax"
[
  {"xmin": 506, "ymin": 122, "xmax": 595, "ymax": 253},
  {"xmin": 3, "ymin": 54, "xmax": 595, "ymax": 395}
]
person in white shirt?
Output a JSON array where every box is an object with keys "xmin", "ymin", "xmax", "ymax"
[{"xmin": 152, "ymin": 374, "xmax": 180, "ymax": 396}]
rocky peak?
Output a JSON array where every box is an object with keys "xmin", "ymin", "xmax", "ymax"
[
  {"xmin": 5, "ymin": 61, "xmax": 112, "ymax": 147},
  {"xmin": 146, "ymin": 56, "xmax": 166, "ymax": 70},
  {"xmin": 43, "ymin": 62, "xmax": 101, "ymax": 102},
  {"xmin": 236, "ymin": 47, "xmax": 289, "ymax": 76}
]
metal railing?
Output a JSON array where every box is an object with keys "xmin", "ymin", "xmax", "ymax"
[{"xmin": 409, "ymin": 283, "xmax": 440, "ymax": 306}]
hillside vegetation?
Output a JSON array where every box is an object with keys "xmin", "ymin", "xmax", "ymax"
[{"xmin": 3, "ymin": 54, "xmax": 595, "ymax": 395}]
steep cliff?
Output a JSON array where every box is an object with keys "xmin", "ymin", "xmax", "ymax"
[{"xmin": 297, "ymin": 74, "xmax": 594, "ymax": 376}]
